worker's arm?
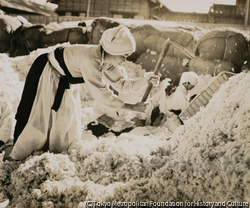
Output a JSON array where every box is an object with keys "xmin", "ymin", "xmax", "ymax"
[
  {"xmin": 97, "ymin": 114, "xmax": 115, "ymax": 128},
  {"xmin": 102, "ymin": 65, "xmax": 159, "ymax": 93}
]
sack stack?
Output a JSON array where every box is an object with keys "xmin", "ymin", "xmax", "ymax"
[
  {"xmin": 88, "ymin": 18, "xmax": 249, "ymax": 81},
  {"xmin": 190, "ymin": 30, "xmax": 249, "ymax": 75},
  {"xmin": 131, "ymin": 24, "xmax": 195, "ymax": 85}
]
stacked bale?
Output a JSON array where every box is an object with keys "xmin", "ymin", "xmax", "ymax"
[
  {"xmin": 135, "ymin": 52, "xmax": 185, "ymax": 86},
  {"xmin": 85, "ymin": 18, "xmax": 249, "ymax": 79},
  {"xmin": 88, "ymin": 20, "xmax": 195, "ymax": 84},
  {"xmin": 188, "ymin": 57, "xmax": 237, "ymax": 76},
  {"xmin": 0, "ymin": 15, "xmax": 22, "ymax": 54},
  {"xmin": 132, "ymin": 25, "xmax": 195, "ymax": 85},
  {"xmin": 143, "ymin": 28, "xmax": 194, "ymax": 59},
  {"xmin": 88, "ymin": 17, "xmax": 121, "ymax": 44},
  {"xmin": 191, "ymin": 29, "xmax": 249, "ymax": 75},
  {"xmin": 130, "ymin": 24, "xmax": 159, "ymax": 53}
]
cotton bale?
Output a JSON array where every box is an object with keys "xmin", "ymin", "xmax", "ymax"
[
  {"xmin": 161, "ymin": 29, "xmax": 194, "ymax": 47},
  {"xmin": 130, "ymin": 24, "xmax": 160, "ymax": 55},
  {"xmin": 135, "ymin": 52, "xmax": 185, "ymax": 85},
  {"xmin": 195, "ymin": 30, "xmax": 248, "ymax": 68},
  {"xmin": 143, "ymin": 35, "xmax": 167, "ymax": 55},
  {"xmin": 0, "ymin": 15, "xmax": 22, "ymax": 53},
  {"xmin": 174, "ymin": 41, "xmax": 195, "ymax": 59},
  {"xmin": 189, "ymin": 57, "xmax": 237, "ymax": 76},
  {"xmin": 143, "ymin": 30, "xmax": 194, "ymax": 59},
  {"xmin": 88, "ymin": 17, "xmax": 121, "ymax": 44},
  {"xmin": 173, "ymin": 25, "xmax": 203, "ymax": 32}
]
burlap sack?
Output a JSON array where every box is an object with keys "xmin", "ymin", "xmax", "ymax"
[
  {"xmin": 195, "ymin": 30, "xmax": 248, "ymax": 67},
  {"xmin": 144, "ymin": 37, "xmax": 194, "ymax": 58},
  {"xmin": 189, "ymin": 57, "xmax": 238, "ymax": 76},
  {"xmin": 135, "ymin": 52, "xmax": 185, "ymax": 85},
  {"xmin": 0, "ymin": 15, "xmax": 22, "ymax": 53},
  {"xmin": 130, "ymin": 24, "xmax": 160, "ymax": 54},
  {"xmin": 89, "ymin": 17, "xmax": 120, "ymax": 44},
  {"xmin": 161, "ymin": 29, "xmax": 194, "ymax": 47}
]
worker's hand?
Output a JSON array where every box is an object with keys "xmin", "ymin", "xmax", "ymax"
[
  {"xmin": 97, "ymin": 114, "xmax": 115, "ymax": 128},
  {"xmin": 153, "ymin": 113, "xmax": 165, "ymax": 126},
  {"xmin": 159, "ymin": 78, "xmax": 172, "ymax": 89},
  {"xmin": 144, "ymin": 72, "xmax": 161, "ymax": 86},
  {"xmin": 123, "ymin": 102, "xmax": 148, "ymax": 113}
]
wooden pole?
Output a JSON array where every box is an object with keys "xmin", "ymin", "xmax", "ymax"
[
  {"xmin": 141, "ymin": 39, "xmax": 171, "ymax": 102},
  {"xmin": 244, "ymin": 0, "xmax": 250, "ymax": 26},
  {"xmin": 87, "ymin": 0, "xmax": 91, "ymax": 18}
]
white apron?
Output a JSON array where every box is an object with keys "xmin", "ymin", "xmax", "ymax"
[{"xmin": 10, "ymin": 62, "xmax": 82, "ymax": 160}]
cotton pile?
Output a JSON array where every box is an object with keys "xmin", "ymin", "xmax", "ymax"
[
  {"xmin": 109, "ymin": 72, "xmax": 250, "ymax": 202},
  {"xmin": 0, "ymin": 54, "xmax": 23, "ymax": 112}
]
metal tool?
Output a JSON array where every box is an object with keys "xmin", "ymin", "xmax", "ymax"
[{"xmin": 141, "ymin": 39, "xmax": 195, "ymax": 102}]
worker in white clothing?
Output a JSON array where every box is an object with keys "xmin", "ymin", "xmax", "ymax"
[
  {"xmin": 86, "ymin": 59, "xmax": 161, "ymax": 137},
  {"xmin": 10, "ymin": 26, "xmax": 160, "ymax": 160},
  {"xmin": 146, "ymin": 71, "xmax": 199, "ymax": 126}
]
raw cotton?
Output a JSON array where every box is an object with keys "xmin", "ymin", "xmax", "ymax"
[
  {"xmin": 109, "ymin": 72, "xmax": 250, "ymax": 202},
  {"xmin": 0, "ymin": 54, "xmax": 23, "ymax": 112}
]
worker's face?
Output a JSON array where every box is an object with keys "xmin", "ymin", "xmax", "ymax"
[
  {"xmin": 183, "ymin": 82, "xmax": 195, "ymax": 91},
  {"xmin": 105, "ymin": 53, "xmax": 130, "ymax": 67},
  {"xmin": 111, "ymin": 55, "xmax": 126, "ymax": 66}
]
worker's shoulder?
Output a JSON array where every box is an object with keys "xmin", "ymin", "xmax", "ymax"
[
  {"xmin": 66, "ymin": 44, "xmax": 101, "ymax": 60},
  {"xmin": 66, "ymin": 44, "xmax": 99, "ymax": 52}
]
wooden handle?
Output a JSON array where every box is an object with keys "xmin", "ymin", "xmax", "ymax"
[{"xmin": 141, "ymin": 39, "xmax": 171, "ymax": 102}]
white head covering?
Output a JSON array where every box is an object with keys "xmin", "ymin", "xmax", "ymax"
[
  {"xmin": 160, "ymin": 78, "xmax": 171, "ymax": 89},
  {"xmin": 100, "ymin": 26, "xmax": 136, "ymax": 56},
  {"xmin": 180, "ymin": 71, "xmax": 199, "ymax": 86}
]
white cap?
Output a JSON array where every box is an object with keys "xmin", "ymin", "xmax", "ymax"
[
  {"xmin": 180, "ymin": 72, "xmax": 199, "ymax": 86},
  {"xmin": 160, "ymin": 78, "xmax": 171, "ymax": 89},
  {"xmin": 100, "ymin": 26, "xmax": 136, "ymax": 56}
]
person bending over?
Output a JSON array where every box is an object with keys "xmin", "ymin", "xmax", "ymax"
[
  {"xmin": 10, "ymin": 26, "xmax": 160, "ymax": 160},
  {"xmin": 146, "ymin": 71, "xmax": 199, "ymax": 126}
]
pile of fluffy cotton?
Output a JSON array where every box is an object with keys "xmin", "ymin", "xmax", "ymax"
[{"xmin": 109, "ymin": 72, "xmax": 250, "ymax": 202}]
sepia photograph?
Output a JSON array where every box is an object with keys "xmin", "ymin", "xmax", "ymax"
[{"xmin": 0, "ymin": 0, "xmax": 249, "ymax": 207}]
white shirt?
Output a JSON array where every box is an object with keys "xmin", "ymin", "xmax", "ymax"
[
  {"xmin": 166, "ymin": 84, "xmax": 190, "ymax": 113},
  {"xmin": 146, "ymin": 84, "xmax": 190, "ymax": 123}
]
